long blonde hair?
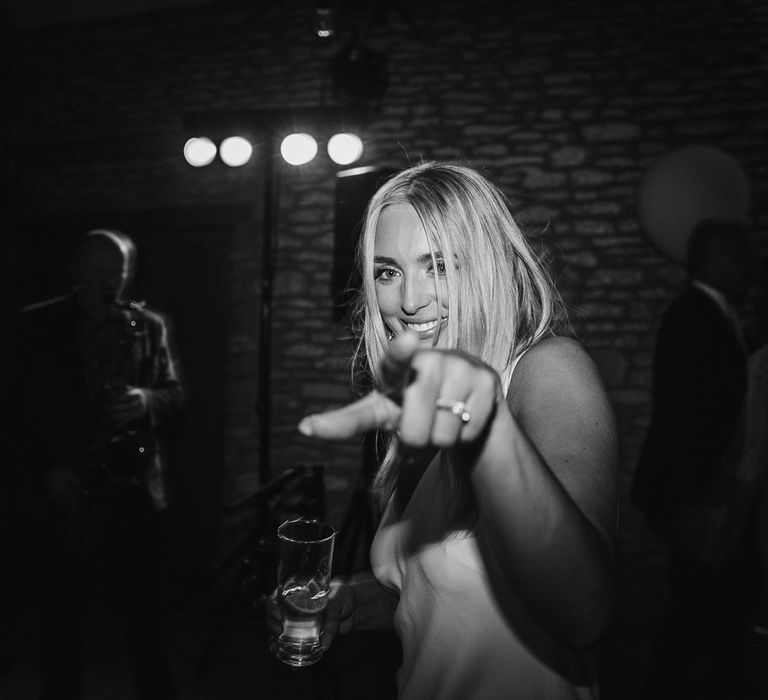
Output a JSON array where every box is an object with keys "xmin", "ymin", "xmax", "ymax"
[{"xmin": 350, "ymin": 161, "xmax": 565, "ymax": 513}]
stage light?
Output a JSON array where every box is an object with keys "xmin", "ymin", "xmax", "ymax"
[
  {"xmin": 219, "ymin": 136, "xmax": 253, "ymax": 167},
  {"xmin": 280, "ymin": 133, "xmax": 318, "ymax": 166},
  {"xmin": 327, "ymin": 133, "xmax": 363, "ymax": 165},
  {"xmin": 313, "ymin": 7, "xmax": 335, "ymax": 38},
  {"xmin": 183, "ymin": 137, "xmax": 216, "ymax": 167}
]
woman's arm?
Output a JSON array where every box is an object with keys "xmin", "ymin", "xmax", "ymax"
[{"xmin": 468, "ymin": 336, "xmax": 618, "ymax": 648}]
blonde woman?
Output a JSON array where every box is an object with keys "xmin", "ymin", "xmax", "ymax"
[{"xmin": 276, "ymin": 162, "xmax": 618, "ymax": 699}]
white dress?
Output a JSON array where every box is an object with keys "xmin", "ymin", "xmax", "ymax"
[{"xmin": 369, "ymin": 360, "xmax": 600, "ymax": 700}]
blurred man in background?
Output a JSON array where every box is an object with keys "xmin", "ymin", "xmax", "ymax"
[
  {"xmin": 632, "ymin": 218, "xmax": 762, "ymax": 700},
  {"xmin": 5, "ymin": 229, "xmax": 185, "ymax": 700}
]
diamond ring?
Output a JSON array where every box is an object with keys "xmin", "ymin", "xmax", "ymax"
[{"xmin": 435, "ymin": 398, "xmax": 471, "ymax": 424}]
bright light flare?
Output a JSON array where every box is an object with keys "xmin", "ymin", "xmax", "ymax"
[
  {"xmin": 219, "ymin": 136, "xmax": 253, "ymax": 167},
  {"xmin": 183, "ymin": 137, "xmax": 217, "ymax": 167},
  {"xmin": 280, "ymin": 133, "xmax": 318, "ymax": 166},
  {"xmin": 327, "ymin": 133, "xmax": 363, "ymax": 165}
]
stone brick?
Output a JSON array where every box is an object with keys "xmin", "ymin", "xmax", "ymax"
[
  {"xmin": 573, "ymin": 220, "xmax": 616, "ymax": 236},
  {"xmin": 551, "ymin": 145, "xmax": 588, "ymax": 167},
  {"xmin": 571, "ymin": 169, "xmax": 616, "ymax": 187},
  {"xmin": 522, "ymin": 168, "xmax": 568, "ymax": 189},
  {"xmin": 563, "ymin": 250, "xmax": 599, "ymax": 268},
  {"xmin": 582, "ymin": 122, "xmax": 641, "ymax": 142},
  {"xmin": 472, "ymin": 144, "xmax": 509, "ymax": 158}
]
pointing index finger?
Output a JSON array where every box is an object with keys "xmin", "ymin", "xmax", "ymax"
[
  {"xmin": 296, "ymin": 332, "xmax": 419, "ymax": 441},
  {"xmin": 380, "ymin": 332, "xmax": 420, "ymax": 404}
]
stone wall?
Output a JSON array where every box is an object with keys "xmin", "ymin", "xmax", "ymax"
[{"xmin": 4, "ymin": 0, "xmax": 767, "ymax": 693}]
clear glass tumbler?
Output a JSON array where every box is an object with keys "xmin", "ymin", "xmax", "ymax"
[{"xmin": 275, "ymin": 517, "xmax": 336, "ymax": 667}]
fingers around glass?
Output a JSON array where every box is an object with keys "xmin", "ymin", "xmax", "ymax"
[{"xmin": 320, "ymin": 597, "xmax": 342, "ymax": 653}]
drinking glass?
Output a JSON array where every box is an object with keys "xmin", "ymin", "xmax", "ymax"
[{"xmin": 275, "ymin": 517, "xmax": 336, "ymax": 667}]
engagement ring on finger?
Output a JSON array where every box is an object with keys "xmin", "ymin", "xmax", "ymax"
[{"xmin": 435, "ymin": 398, "xmax": 471, "ymax": 424}]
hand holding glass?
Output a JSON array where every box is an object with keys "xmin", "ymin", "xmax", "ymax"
[{"xmin": 274, "ymin": 518, "xmax": 336, "ymax": 667}]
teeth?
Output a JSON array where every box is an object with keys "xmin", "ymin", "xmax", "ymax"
[{"xmin": 405, "ymin": 320, "xmax": 438, "ymax": 332}]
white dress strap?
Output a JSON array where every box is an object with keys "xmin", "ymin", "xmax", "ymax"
[{"xmin": 501, "ymin": 347, "xmax": 529, "ymax": 396}]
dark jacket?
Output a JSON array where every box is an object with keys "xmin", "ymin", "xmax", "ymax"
[
  {"xmin": 8, "ymin": 293, "xmax": 185, "ymax": 510},
  {"xmin": 631, "ymin": 285, "xmax": 747, "ymax": 535}
]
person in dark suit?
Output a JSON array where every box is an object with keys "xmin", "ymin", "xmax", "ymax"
[
  {"xmin": 632, "ymin": 217, "xmax": 760, "ymax": 699},
  {"xmin": 4, "ymin": 229, "xmax": 185, "ymax": 700}
]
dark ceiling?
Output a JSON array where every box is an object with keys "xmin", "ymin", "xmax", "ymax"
[{"xmin": 2, "ymin": 0, "xmax": 215, "ymax": 26}]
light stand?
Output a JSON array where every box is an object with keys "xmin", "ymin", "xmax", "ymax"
[{"xmin": 257, "ymin": 134, "xmax": 278, "ymax": 485}]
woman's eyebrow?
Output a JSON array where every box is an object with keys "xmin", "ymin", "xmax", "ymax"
[
  {"xmin": 373, "ymin": 252, "xmax": 447, "ymax": 265},
  {"xmin": 416, "ymin": 252, "xmax": 443, "ymax": 265},
  {"xmin": 373, "ymin": 255, "xmax": 399, "ymax": 265}
]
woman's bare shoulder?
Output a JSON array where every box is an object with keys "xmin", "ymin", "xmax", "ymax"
[
  {"xmin": 508, "ymin": 335, "xmax": 610, "ymax": 420},
  {"xmin": 515, "ymin": 335, "xmax": 598, "ymax": 383}
]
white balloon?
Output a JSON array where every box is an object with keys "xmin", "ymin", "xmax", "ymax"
[{"xmin": 637, "ymin": 146, "xmax": 749, "ymax": 262}]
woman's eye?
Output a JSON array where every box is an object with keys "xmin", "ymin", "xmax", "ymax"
[
  {"xmin": 428, "ymin": 258, "xmax": 447, "ymax": 276},
  {"xmin": 374, "ymin": 266, "xmax": 399, "ymax": 282}
]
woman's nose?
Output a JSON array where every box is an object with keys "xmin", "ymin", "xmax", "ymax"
[{"xmin": 401, "ymin": 275, "xmax": 433, "ymax": 315}]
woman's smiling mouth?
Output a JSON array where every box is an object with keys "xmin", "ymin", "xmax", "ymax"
[{"xmin": 403, "ymin": 318, "xmax": 447, "ymax": 335}]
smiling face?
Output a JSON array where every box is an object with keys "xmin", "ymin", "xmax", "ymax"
[{"xmin": 373, "ymin": 203, "xmax": 449, "ymax": 347}]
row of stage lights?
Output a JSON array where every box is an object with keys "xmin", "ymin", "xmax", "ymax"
[{"xmin": 183, "ymin": 132, "xmax": 364, "ymax": 168}]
